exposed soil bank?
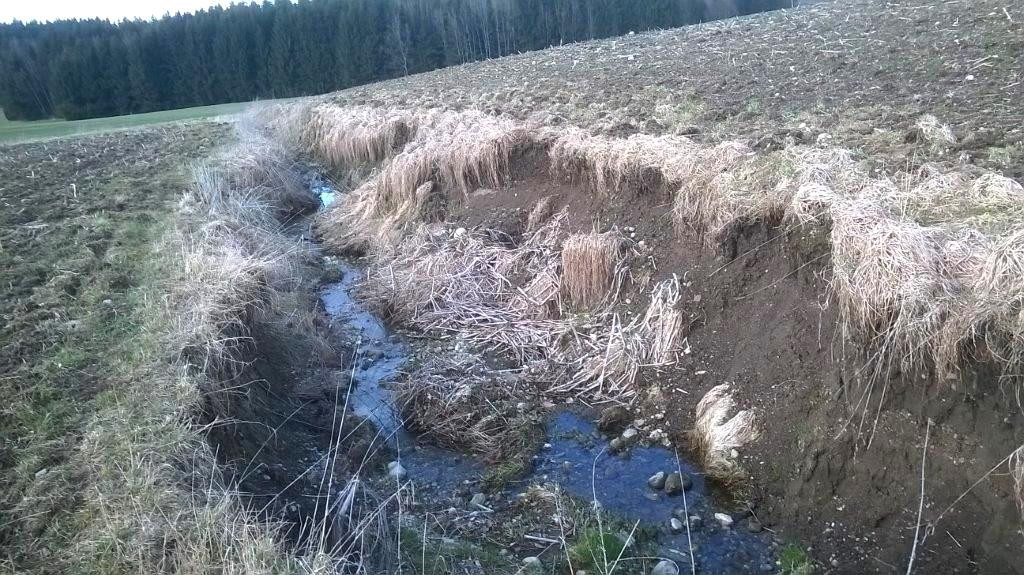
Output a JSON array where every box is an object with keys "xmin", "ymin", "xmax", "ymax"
[{"xmin": 449, "ymin": 151, "xmax": 1024, "ymax": 573}]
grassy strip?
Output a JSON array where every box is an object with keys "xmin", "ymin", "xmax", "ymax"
[
  {"xmin": 0, "ymin": 100, "xmax": 297, "ymax": 145},
  {"xmin": 0, "ymin": 122, "xmax": 312, "ymax": 573}
]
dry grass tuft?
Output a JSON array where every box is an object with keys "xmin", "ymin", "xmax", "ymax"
[
  {"xmin": 561, "ymin": 231, "xmax": 626, "ymax": 308},
  {"xmin": 307, "ymin": 107, "xmax": 534, "ymax": 253},
  {"xmin": 360, "ymin": 215, "xmax": 571, "ymax": 363},
  {"xmin": 526, "ymin": 196, "xmax": 555, "ymax": 232},
  {"xmin": 908, "ymin": 114, "xmax": 957, "ymax": 151},
  {"xmin": 548, "ymin": 128, "xmax": 699, "ymax": 195},
  {"xmin": 551, "ymin": 277, "xmax": 683, "ymax": 400},
  {"xmin": 689, "ymin": 384, "xmax": 759, "ymax": 481},
  {"xmin": 306, "ymin": 104, "xmax": 419, "ymax": 170},
  {"xmin": 1011, "ymin": 446, "xmax": 1024, "ymax": 521}
]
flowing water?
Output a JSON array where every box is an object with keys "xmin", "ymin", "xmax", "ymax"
[{"xmin": 311, "ymin": 176, "xmax": 779, "ymax": 573}]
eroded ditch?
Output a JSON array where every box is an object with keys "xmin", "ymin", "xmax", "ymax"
[{"xmin": 303, "ymin": 175, "xmax": 782, "ymax": 573}]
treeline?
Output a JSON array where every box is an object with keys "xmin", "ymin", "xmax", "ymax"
[{"xmin": 0, "ymin": 0, "xmax": 789, "ymax": 121}]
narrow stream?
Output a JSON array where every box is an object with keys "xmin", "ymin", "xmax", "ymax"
[{"xmin": 310, "ymin": 176, "xmax": 779, "ymax": 573}]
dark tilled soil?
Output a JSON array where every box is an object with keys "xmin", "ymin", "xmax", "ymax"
[
  {"xmin": 449, "ymin": 151, "xmax": 1024, "ymax": 574},
  {"xmin": 331, "ymin": 0, "xmax": 1024, "ymax": 180}
]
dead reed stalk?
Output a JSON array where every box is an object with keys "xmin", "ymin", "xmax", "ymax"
[{"xmin": 561, "ymin": 231, "xmax": 626, "ymax": 308}]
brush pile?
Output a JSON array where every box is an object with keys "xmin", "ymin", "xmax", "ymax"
[{"xmin": 361, "ymin": 212, "xmax": 683, "ymax": 406}]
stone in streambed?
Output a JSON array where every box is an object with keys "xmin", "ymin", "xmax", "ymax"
[
  {"xmin": 621, "ymin": 427, "xmax": 639, "ymax": 444},
  {"xmin": 664, "ymin": 472, "xmax": 691, "ymax": 495},
  {"xmin": 597, "ymin": 405, "xmax": 631, "ymax": 432},
  {"xmin": 386, "ymin": 461, "xmax": 407, "ymax": 481},
  {"xmin": 651, "ymin": 559, "xmax": 679, "ymax": 575},
  {"xmin": 648, "ymin": 471, "xmax": 667, "ymax": 490}
]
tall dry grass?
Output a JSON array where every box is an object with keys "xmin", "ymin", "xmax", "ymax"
[
  {"xmin": 307, "ymin": 107, "xmax": 534, "ymax": 254},
  {"xmin": 62, "ymin": 127, "xmax": 321, "ymax": 574},
  {"xmin": 561, "ymin": 231, "xmax": 626, "ymax": 308},
  {"xmin": 306, "ymin": 104, "xmax": 419, "ymax": 169}
]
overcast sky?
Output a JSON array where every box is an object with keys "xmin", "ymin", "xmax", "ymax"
[{"xmin": 0, "ymin": 0, "xmax": 235, "ymax": 24}]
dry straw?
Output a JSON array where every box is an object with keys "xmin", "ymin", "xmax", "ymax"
[
  {"xmin": 561, "ymin": 231, "xmax": 626, "ymax": 309},
  {"xmin": 689, "ymin": 384, "xmax": 759, "ymax": 481},
  {"xmin": 1011, "ymin": 446, "xmax": 1024, "ymax": 520}
]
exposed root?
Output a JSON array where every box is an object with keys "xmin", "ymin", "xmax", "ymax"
[
  {"xmin": 689, "ymin": 384, "xmax": 759, "ymax": 481},
  {"xmin": 561, "ymin": 231, "xmax": 626, "ymax": 309}
]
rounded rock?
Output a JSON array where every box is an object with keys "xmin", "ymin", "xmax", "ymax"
[
  {"xmin": 664, "ymin": 472, "xmax": 691, "ymax": 495},
  {"xmin": 648, "ymin": 471, "xmax": 667, "ymax": 490},
  {"xmin": 669, "ymin": 517, "xmax": 684, "ymax": 533},
  {"xmin": 714, "ymin": 512, "xmax": 734, "ymax": 528},
  {"xmin": 387, "ymin": 461, "xmax": 407, "ymax": 481},
  {"xmin": 521, "ymin": 556, "xmax": 542, "ymax": 572},
  {"xmin": 650, "ymin": 559, "xmax": 679, "ymax": 575}
]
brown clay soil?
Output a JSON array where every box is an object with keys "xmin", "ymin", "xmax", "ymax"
[{"xmin": 305, "ymin": 2, "xmax": 1024, "ymax": 568}]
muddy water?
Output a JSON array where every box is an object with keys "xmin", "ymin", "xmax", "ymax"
[{"xmin": 312, "ymin": 177, "xmax": 778, "ymax": 573}]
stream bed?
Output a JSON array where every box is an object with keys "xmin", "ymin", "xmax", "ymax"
[{"xmin": 311, "ymin": 177, "xmax": 779, "ymax": 573}]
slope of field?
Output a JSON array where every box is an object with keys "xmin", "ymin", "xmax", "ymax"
[{"xmin": 334, "ymin": 0, "xmax": 1024, "ymax": 179}]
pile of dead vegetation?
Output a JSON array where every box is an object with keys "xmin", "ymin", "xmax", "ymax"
[{"xmin": 260, "ymin": 101, "xmax": 1024, "ymax": 495}]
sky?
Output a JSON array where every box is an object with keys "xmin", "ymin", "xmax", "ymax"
[{"xmin": 0, "ymin": 0, "xmax": 236, "ymax": 24}]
